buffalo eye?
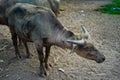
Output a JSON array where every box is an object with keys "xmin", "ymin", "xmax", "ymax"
[{"xmin": 84, "ymin": 46, "xmax": 93, "ymax": 51}]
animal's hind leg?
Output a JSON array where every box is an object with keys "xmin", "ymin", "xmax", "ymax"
[{"xmin": 10, "ymin": 28, "xmax": 21, "ymax": 59}]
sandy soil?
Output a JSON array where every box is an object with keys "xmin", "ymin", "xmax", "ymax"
[{"xmin": 0, "ymin": 0, "xmax": 120, "ymax": 80}]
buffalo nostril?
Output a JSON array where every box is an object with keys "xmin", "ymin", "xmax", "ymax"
[
  {"xmin": 96, "ymin": 57, "xmax": 105, "ymax": 63},
  {"xmin": 102, "ymin": 58, "xmax": 105, "ymax": 61}
]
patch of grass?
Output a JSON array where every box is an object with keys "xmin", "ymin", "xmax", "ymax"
[{"xmin": 98, "ymin": 0, "xmax": 120, "ymax": 15}]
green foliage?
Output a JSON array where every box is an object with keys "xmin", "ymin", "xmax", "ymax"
[
  {"xmin": 114, "ymin": 0, "xmax": 120, "ymax": 4},
  {"xmin": 98, "ymin": 0, "xmax": 120, "ymax": 15}
]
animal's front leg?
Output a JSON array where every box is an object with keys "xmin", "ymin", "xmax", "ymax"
[
  {"xmin": 22, "ymin": 40, "xmax": 32, "ymax": 58},
  {"xmin": 44, "ymin": 45, "xmax": 52, "ymax": 70},
  {"xmin": 18, "ymin": 37, "xmax": 23, "ymax": 49},
  {"xmin": 35, "ymin": 42, "xmax": 47, "ymax": 77}
]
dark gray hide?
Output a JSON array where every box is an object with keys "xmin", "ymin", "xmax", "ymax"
[
  {"xmin": 0, "ymin": 0, "xmax": 60, "ymax": 25},
  {"xmin": 6, "ymin": 0, "xmax": 60, "ymax": 15},
  {"xmin": 8, "ymin": 3, "xmax": 72, "ymax": 45}
]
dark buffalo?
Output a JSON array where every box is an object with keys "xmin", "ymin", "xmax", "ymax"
[{"xmin": 7, "ymin": 3, "xmax": 105, "ymax": 77}]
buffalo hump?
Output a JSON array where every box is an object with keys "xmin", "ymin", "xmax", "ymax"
[{"xmin": 8, "ymin": 3, "xmax": 61, "ymax": 41}]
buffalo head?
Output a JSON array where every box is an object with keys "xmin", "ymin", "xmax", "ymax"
[{"xmin": 67, "ymin": 25, "xmax": 105, "ymax": 63}]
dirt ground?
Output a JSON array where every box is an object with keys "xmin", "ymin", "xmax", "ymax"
[{"xmin": 0, "ymin": 0, "xmax": 120, "ymax": 80}]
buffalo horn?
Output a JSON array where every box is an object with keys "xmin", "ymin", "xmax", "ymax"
[
  {"xmin": 81, "ymin": 25, "xmax": 89, "ymax": 39},
  {"xmin": 66, "ymin": 39, "xmax": 85, "ymax": 45}
]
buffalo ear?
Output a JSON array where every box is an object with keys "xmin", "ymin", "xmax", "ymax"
[{"xmin": 81, "ymin": 25, "xmax": 89, "ymax": 39}]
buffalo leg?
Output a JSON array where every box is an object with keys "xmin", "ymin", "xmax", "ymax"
[
  {"xmin": 10, "ymin": 29, "xmax": 21, "ymax": 59},
  {"xmin": 18, "ymin": 37, "xmax": 23, "ymax": 49},
  {"xmin": 22, "ymin": 40, "xmax": 31, "ymax": 58},
  {"xmin": 35, "ymin": 42, "xmax": 47, "ymax": 77},
  {"xmin": 44, "ymin": 45, "xmax": 51, "ymax": 70}
]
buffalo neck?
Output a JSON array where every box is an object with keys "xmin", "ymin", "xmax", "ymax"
[{"xmin": 49, "ymin": 25, "xmax": 76, "ymax": 49}]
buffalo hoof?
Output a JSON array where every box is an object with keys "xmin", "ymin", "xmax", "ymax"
[
  {"xmin": 39, "ymin": 70, "xmax": 47, "ymax": 77},
  {"xmin": 16, "ymin": 55, "xmax": 21, "ymax": 59},
  {"xmin": 39, "ymin": 66, "xmax": 48, "ymax": 77}
]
